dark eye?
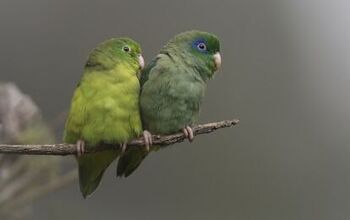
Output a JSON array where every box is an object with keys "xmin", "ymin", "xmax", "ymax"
[
  {"xmin": 123, "ymin": 46, "xmax": 131, "ymax": 52},
  {"xmin": 197, "ymin": 42, "xmax": 207, "ymax": 51}
]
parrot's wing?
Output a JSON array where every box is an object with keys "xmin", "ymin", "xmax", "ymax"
[
  {"xmin": 63, "ymin": 82, "xmax": 87, "ymax": 143},
  {"xmin": 140, "ymin": 56, "xmax": 158, "ymax": 87},
  {"xmin": 140, "ymin": 53, "xmax": 172, "ymax": 87}
]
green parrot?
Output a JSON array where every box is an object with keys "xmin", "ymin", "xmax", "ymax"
[
  {"xmin": 117, "ymin": 30, "xmax": 222, "ymax": 177},
  {"xmin": 63, "ymin": 38, "xmax": 145, "ymax": 198}
]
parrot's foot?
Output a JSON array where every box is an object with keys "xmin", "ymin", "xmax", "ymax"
[
  {"xmin": 142, "ymin": 130, "xmax": 153, "ymax": 151},
  {"xmin": 182, "ymin": 126, "xmax": 194, "ymax": 142},
  {"xmin": 76, "ymin": 139, "xmax": 85, "ymax": 157},
  {"xmin": 120, "ymin": 142, "xmax": 127, "ymax": 153}
]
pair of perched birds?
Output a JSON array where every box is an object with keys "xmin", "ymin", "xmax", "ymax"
[{"xmin": 63, "ymin": 30, "xmax": 222, "ymax": 198}]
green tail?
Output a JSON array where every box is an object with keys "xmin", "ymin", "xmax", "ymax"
[
  {"xmin": 117, "ymin": 146, "xmax": 161, "ymax": 177},
  {"xmin": 78, "ymin": 149, "xmax": 119, "ymax": 198},
  {"xmin": 116, "ymin": 148, "xmax": 148, "ymax": 177}
]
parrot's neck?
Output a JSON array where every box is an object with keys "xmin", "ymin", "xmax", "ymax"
[{"xmin": 84, "ymin": 63, "xmax": 139, "ymax": 84}]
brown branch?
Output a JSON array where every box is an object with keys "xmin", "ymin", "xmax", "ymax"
[{"xmin": 0, "ymin": 119, "xmax": 239, "ymax": 156}]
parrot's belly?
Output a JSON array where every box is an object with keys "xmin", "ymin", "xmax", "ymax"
[
  {"xmin": 142, "ymin": 81, "xmax": 204, "ymax": 134},
  {"xmin": 65, "ymin": 87, "xmax": 142, "ymax": 146},
  {"xmin": 82, "ymin": 99, "xmax": 141, "ymax": 143}
]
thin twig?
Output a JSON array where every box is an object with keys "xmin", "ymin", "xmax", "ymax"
[{"xmin": 0, "ymin": 119, "xmax": 239, "ymax": 156}]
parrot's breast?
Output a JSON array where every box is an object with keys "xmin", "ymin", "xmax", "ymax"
[
  {"xmin": 141, "ymin": 68, "xmax": 206, "ymax": 134},
  {"xmin": 64, "ymin": 68, "xmax": 142, "ymax": 146}
]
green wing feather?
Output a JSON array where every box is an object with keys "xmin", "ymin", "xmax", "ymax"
[{"xmin": 140, "ymin": 55, "xmax": 159, "ymax": 87}]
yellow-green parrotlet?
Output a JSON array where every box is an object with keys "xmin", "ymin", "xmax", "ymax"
[{"xmin": 63, "ymin": 38, "xmax": 145, "ymax": 198}]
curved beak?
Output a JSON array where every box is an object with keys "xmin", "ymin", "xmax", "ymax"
[
  {"xmin": 213, "ymin": 52, "xmax": 222, "ymax": 71},
  {"xmin": 138, "ymin": 54, "xmax": 145, "ymax": 70}
]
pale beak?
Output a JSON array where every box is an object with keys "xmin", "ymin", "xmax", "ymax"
[
  {"xmin": 213, "ymin": 52, "xmax": 222, "ymax": 71},
  {"xmin": 138, "ymin": 54, "xmax": 145, "ymax": 70}
]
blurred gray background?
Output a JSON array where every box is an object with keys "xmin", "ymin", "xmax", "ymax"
[{"xmin": 1, "ymin": 0, "xmax": 350, "ymax": 219}]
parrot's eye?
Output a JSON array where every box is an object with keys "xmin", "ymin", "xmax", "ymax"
[
  {"xmin": 197, "ymin": 42, "xmax": 207, "ymax": 51},
  {"xmin": 122, "ymin": 46, "xmax": 131, "ymax": 53}
]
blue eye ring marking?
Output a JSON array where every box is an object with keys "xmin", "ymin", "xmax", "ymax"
[{"xmin": 192, "ymin": 39, "xmax": 208, "ymax": 53}]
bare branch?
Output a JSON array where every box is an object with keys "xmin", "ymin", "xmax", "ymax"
[{"xmin": 0, "ymin": 119, "xmax": 239, "ymax": 156}]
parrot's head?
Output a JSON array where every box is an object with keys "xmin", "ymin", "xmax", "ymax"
[
  {"xmin": 85, "ymin": 38, "xmax": 144, "ymax": 71},
  {"xmin": 165, "ymin": 30, "xmax": 221, "ymax": 80}
]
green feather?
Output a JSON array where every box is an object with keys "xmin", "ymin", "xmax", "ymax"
[
  {"xmin": 117, "ymin": 148, "xmax": 148, "ymax": 177},
  {"xmin": 78, "ymin": 150, "xmax": 118, "ymax": 198},
  {"xmin": 64, "ymin": 38, "xmax": 143, "ymax": 197},
  {"xmin": 117, "ymin": 30, "xmax": 221, "ymax": 177}
]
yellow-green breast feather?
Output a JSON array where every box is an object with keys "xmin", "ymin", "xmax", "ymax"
[{"xmin": 64, "ymin": 64, "xmax": 142, "ymax": 145}]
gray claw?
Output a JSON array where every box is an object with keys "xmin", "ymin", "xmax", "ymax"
[
  {"xmin": 143, "ymin": 130, "xmax": 153, "ymax": 151},
  {"xmin": 186, "ymin": 126, "xmax": 194, "ymax": 142},
  {"xmin": 183, "ymin": 126, "xmax": 194, "ymax": 142},
  {"xmin": 182, "ymin": 127, "xmax": 189, "ymax": 138},
  {"xmin": 76, "ymin": 139, "xmax": 85, "ymax": 157},
  {"xmin": 120, "ymin": 142, "xmax": 127, "ymax": 153}
]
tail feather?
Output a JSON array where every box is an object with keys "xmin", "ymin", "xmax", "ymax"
[
  {"xmin": 78, "ymin": 149, "xmax": 119, "ymax": 198},
  {"xmin": 116, "ymin": 146, "xmax": 161, "ymax": 177},
  {"xmin": 117, "ymin": 148, "xmax": 148, "ymax": 177}
]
